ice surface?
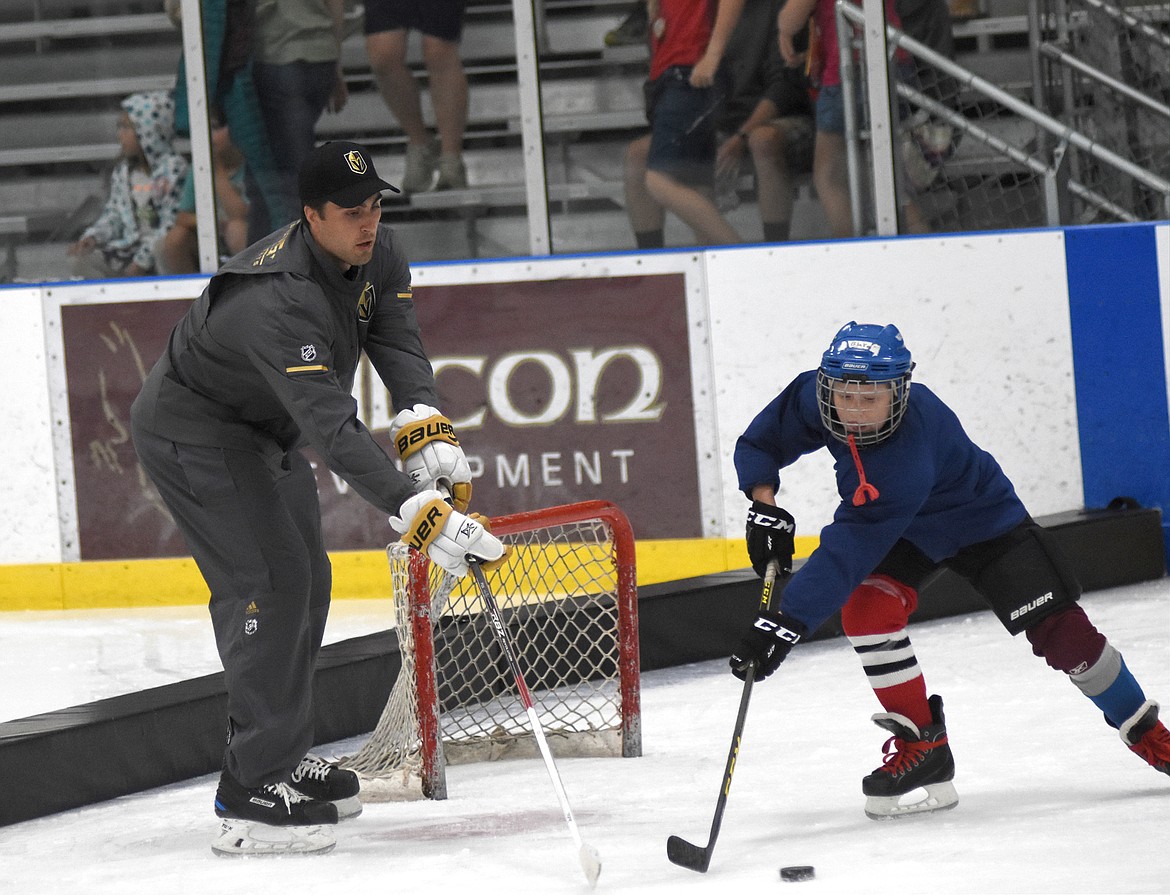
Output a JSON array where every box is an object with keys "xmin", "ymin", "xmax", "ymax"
[{"xmin": 3, "ymin": 581, "xmax": 1168, "ymax": 893}]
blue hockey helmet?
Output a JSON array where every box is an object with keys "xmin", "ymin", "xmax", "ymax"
[{"xmin": 816, "ymin": 322, "xmax": 914, "ymax": 446}]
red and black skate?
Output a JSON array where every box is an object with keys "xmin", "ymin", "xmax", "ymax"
[
  {"xmin": 862, "ymin": 693, "xmax": 959, "ymax": 820},
  {"xmin": 1120, "ymin": 700, "xmax": 1170, "ymax": 777}
]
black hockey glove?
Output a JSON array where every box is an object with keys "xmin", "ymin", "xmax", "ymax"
[
  {"xmin": 745, "ymin": 501, "xmax": 795, "ymax": 578},
  {"xmin": 729, "ymin": 610, "xmax": 807, "ymax": 681}
]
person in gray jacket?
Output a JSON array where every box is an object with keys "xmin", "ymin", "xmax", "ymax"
[{"xmin": 131, "ymin": 140, "xmax": 501, "ymax": 856}]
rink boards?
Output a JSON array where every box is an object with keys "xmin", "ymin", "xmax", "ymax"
[{"xmin": 0, "ymin": 222, "xmax": 1167, "ymax": 606}]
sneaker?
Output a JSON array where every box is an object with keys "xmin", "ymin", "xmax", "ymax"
[
  {"xmin": 1119, "ymin": 700, "xmax": 1170, "ymax": 777},
  {"xmin": 862, "ymin": 693, "xmax": 959, "ymax": 819},
  {"xmin": 434, "ymin": 153, "xmax": 468, "ymax": 190},
  {"xmin": 603, "ymin": 4, "xmax": 648, "ymax": 47},
  {"xmin": 212, "ymin": 770, "xmax": 337, "ymax": 856},
  {"xmin": 290, "ymin": 754, "xmax": 363, "ymax": 819},
  {"xmin": 401, "ymin": 139, "xmax": 438, "ymax": 194}
]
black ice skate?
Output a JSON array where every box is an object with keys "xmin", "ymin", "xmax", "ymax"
[
  {"xmin": 862, "ymin": 693, "xmax": 959, "ymax": 820},
  {"xmin": 1119, "ymin": 700, "xmax": 1170, "ymax": 777},
  {"xmin": 212, "ymin": 769, "xmax": 338, "ymax": 856},
  {"xmin": 290, "ymin": 753, "xmax": 363, "ymax": 819}
]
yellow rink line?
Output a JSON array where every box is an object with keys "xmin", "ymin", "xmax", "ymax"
[{"xmin": 0, "ymin": 536, "xmax": 819, "ymax": 612}]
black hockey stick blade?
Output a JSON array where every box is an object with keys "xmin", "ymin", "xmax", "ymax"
[
  {"xmin": 666, "ymin": 561, "xmax": 784, "ymax": 874},
  {"xmin": 666, "ymin": 834, "xmax": 714, "ymax": 872},
  {"xmin": 666, "ymin": 659, "xmax": 758, "ymax": 873}
]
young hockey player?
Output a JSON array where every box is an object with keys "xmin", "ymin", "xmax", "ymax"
[{"xmin": 730, "ymin": 321, "xmax": 1170, "ymax": 819}]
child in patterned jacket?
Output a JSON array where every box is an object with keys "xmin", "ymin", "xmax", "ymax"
[{"xmin": 68, "ymin": 90, "xmax": 187, "ymax": 279}]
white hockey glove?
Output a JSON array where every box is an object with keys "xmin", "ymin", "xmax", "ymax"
[
  {"xmin": 389, "ymin": 489, "xmax": 505, "ymax": 578},
  {"xmin": 390, "ymin": 404, "xmax": 473, "ymax": 512}
]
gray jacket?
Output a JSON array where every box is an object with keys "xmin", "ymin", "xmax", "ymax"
[{"xmin": 132, "ymin": 220, "xmax": 438, "ymax": 515}]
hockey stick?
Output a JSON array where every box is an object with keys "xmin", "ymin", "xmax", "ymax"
[
  {"xmin": 467, "ymin": 557, "xmax": 603, "ymax": 888},
  {"xmin": 666, "ymin": 559, "xmax": 782, "ymax": 873}
]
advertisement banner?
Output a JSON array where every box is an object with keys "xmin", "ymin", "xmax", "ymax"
[
  {"xmin": 61, "ymin": 273, "xmax": 700, "ymax": 560},
  {"xmin": 61, "ymin": 299, "xmax": 192, "ymax": 561}
]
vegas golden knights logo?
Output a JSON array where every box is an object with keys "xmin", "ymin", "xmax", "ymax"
[
  {"xmin": 357, "ymin": 282, "xmax": 376, "ymax": 322},
  {"xmin": 252, "ymin": 221, "xmax": 296, "ymax": 266},
  {"xmin": 345, "ymin": 150, "xmax": 367, "ymax": 174}
]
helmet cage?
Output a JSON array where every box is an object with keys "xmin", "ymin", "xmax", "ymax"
[
  {"xmin": 816, "ymin": 370, "xmax": 912, "ymax": 447},
  {"xmin": 817, "ymin": 322, "xmax": 914, "ymax": 446}
]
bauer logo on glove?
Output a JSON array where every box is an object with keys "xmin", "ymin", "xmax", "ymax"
[
  {"xmin": 403, "ymin": 498, "xmax": 450, "ymax": 552},
  {"xmin": 390, "ymin": 489, "xmax": 505, "ymax": 579},
  {"xmin": 394, "ymin": 416, "xmax": 459, "ymax": 456},
  {"xmin": 390, "ymin": 404, "xmax": 474, "ymax": 512}
]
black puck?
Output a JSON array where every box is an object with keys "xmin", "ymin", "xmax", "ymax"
[{"xmin": 780, "ymin": 865, "xmax": 816, "ymax": 882}]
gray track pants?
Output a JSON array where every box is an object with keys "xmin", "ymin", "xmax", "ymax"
[{"xmin": 132, "ymin": 427, "xmax": 331, "ymax": 787}]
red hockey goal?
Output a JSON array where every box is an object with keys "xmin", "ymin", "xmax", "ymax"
[{"xmin": 344, "ymin": 500, "xmax": 641, "ymax": 800}]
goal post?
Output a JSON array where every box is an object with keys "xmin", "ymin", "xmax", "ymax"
[{"xmin": 344, "ymin": 500, "xmax": 641, "ymax": 801}]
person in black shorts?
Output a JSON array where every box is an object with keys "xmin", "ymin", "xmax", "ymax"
[
  {"xmin": 624, "ymin": 0, "xmax": 814, "ymax": 248},
  {"xmin": 365, "ymin": 0, "xmax": 470, "ymax": 193},
  {"xmin": 623, "ymin": 0, "xmax": 747, "ymax": 248}
]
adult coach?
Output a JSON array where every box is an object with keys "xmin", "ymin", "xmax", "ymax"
[
  {"xmin": 730, "ymin": 322, "xmax": 1169, "ymax": 819},
  {"xmin": 131, "ymin": 140, "xmax": 502, "ymax": 855}
]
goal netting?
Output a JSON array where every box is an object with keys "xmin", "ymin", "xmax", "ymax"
[{"xmin": 343, "ymin": 500, "xmax": 641, "ymax": 800}]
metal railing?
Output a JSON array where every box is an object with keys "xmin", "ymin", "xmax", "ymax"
[{"xmin": 838, "ymin": 0, "xmax": 1170, "ymax": 235}]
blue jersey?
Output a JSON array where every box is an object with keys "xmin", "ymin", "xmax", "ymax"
[{"xmin": 734, "ymin": 370, "xmax": 1028, "ymax": 631}]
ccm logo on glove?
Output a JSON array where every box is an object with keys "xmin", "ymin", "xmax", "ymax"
[
  {"xmin": 746, "ymin": 505, "xmax": 794, "ymax": 532},
  {"xmin": 729, "ymin": 609, "xmax": 807, "ymax": 681},
  {"xmin": 745, "ymin": 501, "xmax": 796, "ymax": 578},
  {"xmin": 753, "ymin": 613, "xmax": 802, "ymax": 642}
]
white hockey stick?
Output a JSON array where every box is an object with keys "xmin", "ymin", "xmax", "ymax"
[{"xmin": 467, "ymin": 557, "xmax": 602, "ymax": 888}]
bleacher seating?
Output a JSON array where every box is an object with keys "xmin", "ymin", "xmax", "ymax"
[
  {"xmin": 0, "ymin": 0, "xmax": 183, "ymax": 279},
  {"xmin": 0, "ymin": 0, "xmax": 661, "ymax": 278},
  {"xmin": 0, "ymin": 0, "xmax": 1048, "ymax": 282}
]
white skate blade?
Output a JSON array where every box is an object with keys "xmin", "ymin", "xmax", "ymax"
[
  {"xmin": 211, "ymin": 818, "xmax": 337, "ymax": 856},
  {"xmin": 864, "ymin": 781, "xmax": 959, "ymax": 820},
  {"xmin": 333, "ymin": 795, "xmax": 363, "ymax": 820}
]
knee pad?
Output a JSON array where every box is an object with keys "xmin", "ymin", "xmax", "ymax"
[
  {"xmin": 975, "ymin": 525, "xmax": 1082, "ymax": 635},
  {"xmin": 841, "ymin": 575, "xmax": 919, "ymax": 637},
  {"xmin": 1024, "ymin": 604, "xmax": 1107, "ymax": 675}
]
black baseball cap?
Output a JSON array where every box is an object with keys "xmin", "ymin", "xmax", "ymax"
[{"xmin": 298, "ymin": 141, "xmax": 400, "ymax": 208}]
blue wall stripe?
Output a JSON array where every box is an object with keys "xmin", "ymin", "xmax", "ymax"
[{"xmin": 1065, "ymin": 224, "xmax": 1170, "ymax": 557}]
